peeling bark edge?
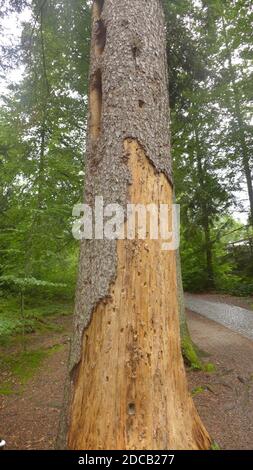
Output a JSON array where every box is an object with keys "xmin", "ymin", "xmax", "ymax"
[{"xmin": 57, "ymin": 0, "xmax": 173, "ymax": 448}]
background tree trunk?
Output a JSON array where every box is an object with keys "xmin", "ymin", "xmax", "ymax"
[
  {"xmin": 221, "ymin": 13, "xmax": 253, "ymax": 225},
  {"xmin": 194, "ymin": 126, "xmax": 215, "ymax": 290},
  {"xmin": 176, "ymin": 249, "xmax": 202, "ymax": 370},
  {"xmin": 63, "ymin": 0, "xmax": 211, "ymax": 450}
]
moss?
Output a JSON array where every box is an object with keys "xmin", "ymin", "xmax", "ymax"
[
  {"xmin": 210, "ymin": 440, "xmax": 221, "ymax": 450},
  {"xmin": 191, "ymin": 386, "xmax": 205, "ymax": 397},
  {"xmin": 181, "ymin": 336, "xmax": 203, "ymax": 370},
  {"xmin": 182, "ymin": 335, "xmax": 216, "ymax": 373},
  {"xmin": 5, "ymin": 351, "xmax": 45, "ymax": 384},
  {"xmin": 0, "ymin": 343, "xmax": 63, "ymax": 393},
  {"xmin": 0, "ymin": 381, "xmax": 14, "ymax": 396},
  {"xmin": 204, "ymin": 362, "xmax": 216, "ymax": 372}
]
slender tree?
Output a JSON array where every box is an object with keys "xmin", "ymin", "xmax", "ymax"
[
  {"xmin": 203, "ymin": 0, "xmax": 253, "ymax": 225},
  {"xmin": 220, "ymin": 6, "xmax": 253, "ymax": 225},
  {"xmin": 59, "ymin": 0, "xmax": 211, "ymax": 450}
]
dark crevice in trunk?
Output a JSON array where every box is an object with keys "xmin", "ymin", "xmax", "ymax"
[
  {"xmin": 94, "ymin": 0, "xmax": 104, "ymax": 17},
  {"xmin": 131, "ymin": 41, "xmax": 142, "ymax": 64},
  {"xmin": 95, "ymin": 19, "xmax": 106, "ymax": 56}
]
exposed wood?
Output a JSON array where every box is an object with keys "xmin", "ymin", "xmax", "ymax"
[
  {"xmin": 90, "ymin": 70, "xmax": 102, "ymax": 142},
  {"xmin": 68, "ymin": 139, "xmax": 211, "ymax": 450}
]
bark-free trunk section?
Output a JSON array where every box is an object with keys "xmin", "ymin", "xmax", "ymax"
[{"xmin": 62, "ymin": 0, "xmax": 211, "ymax": 450}]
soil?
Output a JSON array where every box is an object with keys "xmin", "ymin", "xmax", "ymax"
[
  {"xmin": 0, "ymin": 296, "xmax": 253, "ymax": 450},
  {"xmin": 0, "ymin": 316, "xmax": 72, "ymax": 450},
  {"xmin": 187, "ymin": 309, "xmax": 253, "ymax": 450}
]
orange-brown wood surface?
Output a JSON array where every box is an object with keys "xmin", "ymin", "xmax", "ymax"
[{"xmin": 68, "ymin": 139, "xmax": 211, "ymax": 450}]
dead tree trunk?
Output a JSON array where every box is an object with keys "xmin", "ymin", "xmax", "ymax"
[{"xmin": 62, "ymin": 0, "xmax": 211, "ymax": 450}]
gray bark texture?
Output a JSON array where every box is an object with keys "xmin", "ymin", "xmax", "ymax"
[
  {"xmin": 57, "ymin": 0, "xmax": 172, "ymax": 448},
  {"xmin": 71, "ymin": 0, "xmax": 172, "ymax": 372}
]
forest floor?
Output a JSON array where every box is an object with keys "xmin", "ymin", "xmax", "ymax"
[
  {"xmin": 0, "ymin": 295, "xmax": 253, "ymax": 449},
  {"xmin": 187, "ymin": 302, "xmax": 253, "ymax": 450},
  {"xmin": 0, "ymin": 315, "xmax": 72, "ymax": 450}
]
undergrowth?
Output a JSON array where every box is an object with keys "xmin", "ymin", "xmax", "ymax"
[{"xmin": 0, "ymin": 296, "xmax": 73, "ymax": 346}]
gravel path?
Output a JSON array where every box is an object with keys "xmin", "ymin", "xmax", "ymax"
[{"xmin": 185, "ymin": 293, "xmax": 253, "ymax": 341}]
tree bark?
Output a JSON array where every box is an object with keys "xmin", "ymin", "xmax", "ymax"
[
  {"xmin": 61, "ymin": 0, "xmax": 211, "ymax": 450},
  {"xmin": 204, "ymin": 221, "xmax": 215, "ymax": 290}
]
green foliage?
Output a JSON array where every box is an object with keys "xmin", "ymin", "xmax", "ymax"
[
  {"xmin": 0, "ymin": 1, "xmax": 91, "ymax": 312},
  {"xmin": 0, "ymin": 296, "xmax": 73, "ymax": 341},
  {"xmin": 164, "ymin": 0, "xmax": 253, "ymax": 293},
  {"xmin": 180, "ymin": 214, "xmax": 253, "ymax": 294},
  {"xmin": 0, "ymin": 275, "xmax": 66, "ymax": 290}
]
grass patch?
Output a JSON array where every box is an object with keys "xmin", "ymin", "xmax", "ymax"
[
  {"xmin": 0, "ymin": 296, "xmax": 73, "ymax": 341},
  {"xmin": 7, "ymin": 349, "xmax": 50, "ymax": 384},
  {"xmin": 0, "ymin": 344, "xmax": 63, "ymax": 395},
  {"xmin": 0, "ymin": 381, "xmax": 14, "ymax": 396},
  {"xmin": 203, "ymin": 362, "xmax": 216, "ymax": 372}
]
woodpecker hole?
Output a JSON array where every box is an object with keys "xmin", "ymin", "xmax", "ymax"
[
  {"xmin": 132, "ymin": 45, "xmax": 140, "ymax": 61},
  {"xmin": 131, "ymin": 37, "xmax": 143, "ymax": 65},
  {"xmin": 128, "ymin": 402, "xmax": 136, "ymax": 416}
]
